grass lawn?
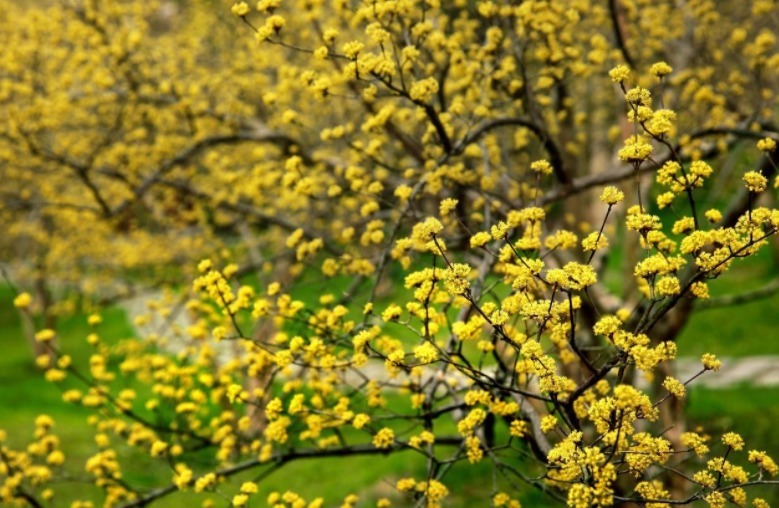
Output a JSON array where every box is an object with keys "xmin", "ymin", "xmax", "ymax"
[
  {"xmin": 676, "ymin": 245, "xmax": 779, "ymax": 357},
  {"xmin": 687, "ymin": 386, "xmax": 779, "ymax": 505},
  {"xmin": 601, "ymin": 225, "xmax": 779, "ymax": 357},
  {"xmin": 2, "ymin": 252, "xmax": 779, "ymax": 507}
]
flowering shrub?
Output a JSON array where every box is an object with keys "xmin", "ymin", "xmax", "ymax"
[{"xmin": 2, "ymin": 0, "xmax": 779, "ymax": 507}]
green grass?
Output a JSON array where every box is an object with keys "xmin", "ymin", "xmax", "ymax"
[
  {"xmin": 600, "ymin": 208, "xmax": 779, "ymax": 358},
  {"xmin": 676, "ymin": 245, "xmax": 779, "ymax": 357},
  {"xmin": 3, "ymin": 242, "xmax": 779, "ymax": 507},
  {"xmin": 687, "ymin": 386, "xmax": 779, "ymax": 504}
]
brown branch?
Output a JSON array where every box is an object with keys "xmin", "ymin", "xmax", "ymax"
[
  {"xmin": 19, "ymin": 132, "xmax": 113, "ymax": 215},
  {"xmin": 540, "ymin": 124, "xmax": 776, "ymax": 206},
  {"xmin": 154, "ymin": 177, "xmax": 343, "ymax": 255},
  {"xmin": 698, "ymin": 277, "xmax": 779, "ymax": 309},
  {"xmin": 118, "ymin": 441, "xmax": 461, "ymax": 508},
  {"xmin": 608, "ymin": 0, "xmax": 635, "ymax": 67},
  {"xmin": 456, "ymin": 117, "xmax": 570, "ymax": 185},
  {"xmin": 110, "ymin": 131, "xmax": 307, "ymax": 217}
]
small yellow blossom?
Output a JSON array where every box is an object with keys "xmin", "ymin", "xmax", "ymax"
[
  {"xmin": 35, "ymin": 329, "xmax": 56, "ymax": 343},
  {"xmin": 625, "ymin": 87, "xmax": 651, "ymax": 106},
  {"xmin": 704, "ymin": 209, "xmax": 722, "ymax": 223},
  {"xmin": 690, "ymin": 282, "xmax": 710, "ymax": 299},
  {"xmin": 470, "ymin": 231, "xmax": 492, "ymax": 248},
  {"xmin": 314, "ymin": 46, "xmax": 328, "ymax": 59},
  {"xmin": 609, "ymin": 64, "xmax": 631, "ymax": 83},
  {"xmin": 530, "ymin": 159, "xmax": 553, "ymax": 175},
  {"xmin": 662, "ymin": 377, "xmax": 686, "ymax": 398},
  {"xmin": 342, "ymin": 41, "xmax": 364, "ymax": 59},
  {"xmin": 413, "ymin": 342, "xmax": 438, "ymax": 364},
  {"xmin": 372, "ymin": 428, "xmax": 394, "ymax": 449},
  {"xmin": 540, "ymin": 415, "xmax": 557, "ymax": 433},
  {"xmin": 396, "ymin": 478, "xmax": 416, "ymax": 491},
  {"xmin": 756, "ymin": 137, "xmax": 776, "ymax": 152},
  {"xmin": 353, "ymin": 413, "xmax": 370, "ymax": 430},
  {"xmin": 231, "ymin": 2, "xmax": 250, "ymax": 16},
  {"xmin": 619, "ymin": 135, "xmax": 653, "ymax": 162},
  {"xmin": 656, "ymin": 276, "xmax": 681, "ymax": 296},
  {"xmin": 509, "ymin": 420, "xmax": 527, "ymax": 438},
  {"xmin": 439, "ymin": 198, "xmax": 458, "ymax": 216},
  {"xmin": 13, "ymin": 292, "xmax": 32, "ymax": 308},
  {"xmin": 743, "ymin": 171, "xmax": 767, "ymax": 192},
  {"xmin": 409, "ymin": 77, "xmax": 439, "ymax": 103},
  {"xmin": 381, "ymin": 304, "xmax": 402, "ymax": 322},
  {"xmin": 748, "ymin": 450, "xmax": 778, "ymax": 475},
  {"xmin": 650, "ymin": 61, "xmax": 673, "ymax": 77},
  {"xmin": 701, "ymin": 353, "xmax": 722, "ymax": 371},
  {"xmin": 722, "ymin": 432, "xmax": 744, "ymax": 450},
  {"xmin": 442, "ymin": 263, "xmax": 471, "ymax": 295},
  {"xmin": 582, "ymin": 232, "xmax": 608, "ymax": 251},
  {"xmin": 600, "ymin": 186, "xmax": 624, "ymax": 205}
]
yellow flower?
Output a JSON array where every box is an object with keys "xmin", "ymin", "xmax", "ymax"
[
  {"xmin": 743, "ymin": 171, "xmax": 767, "ymax": 192},
  {"xmin": 541, "ymin": 415, "xmax": 558, "ymax": 433},
  {"xmin": 649, "ymin": 61, "xmax": 673, "ymax": 77},
  {"xmin": 656, "ymin": 276, "xmax": 681, "ymax": 296},
  {"xmin": 342, "ymin": 41, "xmax": 364, "ymax": 59},
  {"xmin": 722, "ymin": 432, "xmax": 744, "ymax": 450},
  {"xmin": 319, "ymin": 28, "xmax": 338, "ymax": 44},
  {"xmin": 682, "ymin": 432, "xmax": 710, "ymax": 457},
  {"xmin": 409, "ymin": 77, "xmax": 439, "ymax": 103},
  {"xmin": 35, "ymin": 329, "xmax": 56, "ymax": 343},
  {"xmin": 662, "ymin": 377, "xmax": 686, "ymax": 398},
  {"xmin": 470, "ymin": 231, "xmax": 492, "ymax": 248},
  {"xmin": 352, "ymin": 413, "xmax": 370, "ymax": 430},
  {"xmin": 418, "ymin": 217, "xmax": 444, "ymax": 239},
  {"xmin": 530, "ymin": 159, "xmax": 553, "ymax": 175},
  {"xmin": 690, "ymin": 282, "xmax": 710, "ymax": 299},
  {"xmin": 509, "ymin": 420, "xmax": 527, "ymax": 438},
  {"xmin": 231, "ymin": 2, "xmax": 250, "ymax": 17},
  {"xmin": 748, "ymin": 450, "xmax": 778, "ymax": 475},
  {"xmin": 704, "ymin": 209, "xmax": 722, "ymax": 223},
  {"xmin": 442, "ymin": 263, "xmax": 471, "ymax": 295},
  {"xmin": 490, "ymin": 221, "xmax": 509, "ymax": 240},
  {"xmin": 256, "ymin": 0, "xmax": 281, "ymax": 14},
  {"xmin": 413, "ymin": 342, "xmax": 438, "ymax": 364},
  {"xmin": 701, "ymin": 353, "xmax": 722, "ymax": 371},
  {"xmin": 394, "ymin": 185, "xmax": 413, "ymax": 201},
  {"xmin": 173, "ymin": 463, "xmax": 193, "ymax": 490},
  {"xmin": 618, "ymin": 135, "xmax": 653, "ymax": 162},
  {"xmin": 381, "ymin": 304, "xmax": 402, "ymax": 322},
  {"xmin": 226, "ymin": 384, "xmax": 246, "ymax": 403},
  {"xmin": 396, "ymin": 478, "xmax": 416, "ymax": 491},
  {"xmin": 415, "ymin": 480, "xmax": 449, "ymax": 502},
  {"xmin": 756, "ymin": 137, "xmax": 776, "ymax": 152},
  {"xmin": 150, "ymin": 441, "xmax": 168, "ymax": 457},
  {"xmin": 609, "ymin": 64, "xmax": 631, "ymax": 83},
  {"xmin": 13, "ymin": 292, "xmax": 32, "ymax": 308},
  {"xmin": 265, "ymin": 15, "xmax": 285, "ymax": 32},
  {"xmin": 599, "ymin": 186, "xmax": 624, "ymax": 205},
  {"xmin": 372, "ymin": 428, "xmax": 394, "ymax": 449},
  {"xmin": 582, "ymin": 232, "xmax": 608, "ymax": 251},
  {"xmin": 439, "ymin": 198, "xmax": 458, "ymax": 216},
  {"xmin": 625, "ymin": 87, "xmax": 651, "ymax": 106}
]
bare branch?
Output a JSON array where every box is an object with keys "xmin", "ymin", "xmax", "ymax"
[{"xmin": 698, "ymin": 277, "xmax": 779, "ymax": 309}]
